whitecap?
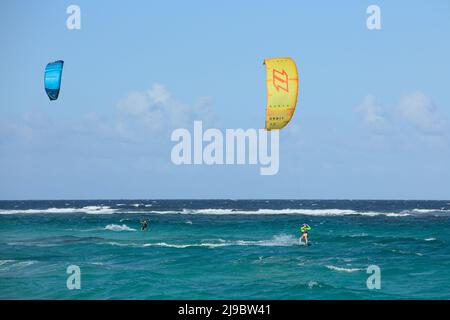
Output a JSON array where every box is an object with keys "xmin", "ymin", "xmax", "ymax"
[
  {"xmin": 348, "ymin": 233, "xmax": 369, "ymax": 237},
  {"xmin": 141, "ymin": 234, "xmax": 299, "ymax": 249},
  {"xmin": 326, "ymin": 265, "xmax": 363, "ymax": 273},
  {"xmin": 0, "ymin": 260, "xmax": 15, "ymax": 266},
  {"xmin": 142, "ymin": 208, "xmax": 410, "ymax": 217},
  {"xmin": 0, "ymin": 260, "xmax": 37, "ymax": 272},
  {"xmin": 0, "ymin": 206, "xmax": 117, "ymax": 215},
  {"xmin": 104, "ymin": 224, "xmax": 136, "ymax": 232}
]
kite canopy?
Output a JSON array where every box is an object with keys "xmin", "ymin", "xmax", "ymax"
[
  {"xmin": 44, "ymin": 60, "xmax": 64, "ymax": 101},
  {"xmin": 264, "ymin": 57, "xmax": 298, "ymax": 130}
]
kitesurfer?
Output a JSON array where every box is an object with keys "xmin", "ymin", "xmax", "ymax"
[
  {"xmin": 300, "ymin": 223, "xmax": 311, "ymax": 245},
  {"xmin": 140, "ymin": 219, "xmax": 149, "ymax": 231}
]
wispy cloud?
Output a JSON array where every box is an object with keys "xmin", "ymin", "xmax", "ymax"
[
  {"xmin": 116, "ymin": 83, "xmax": 214, "ymax": 132},
  {"xmin": 0, "ymin": 84, "xmax": 216, "ymax": 155},
  {"xmin": 396, "ymin": 91, "xmax": 447, "ymax": 136},
  {"xmin": 355, "ymin": 95, "xmax": 389, "ymax": 133},
  {"xmin": 356, "ymin": 91, "xmax": 448, "ymax": 142}
]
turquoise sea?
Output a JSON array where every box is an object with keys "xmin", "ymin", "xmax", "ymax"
[{"xmin": 1, "ymin": 200, "xmax": 449, "ymax": 299}]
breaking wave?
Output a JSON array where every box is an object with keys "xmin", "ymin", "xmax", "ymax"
[
  {"xmin": 0, "ymin": 206, "xmax": 117, "ymax": 215},
  {"xmin": 0, "ymin": 260, "xmax": 37, "ymax": 272},
  {"xmin": 146, "ymin": 208, "xmax": 413, "ymax": 217},
  {"xmin": 104, "ymin": 224, "xmax": 136, "ymax": 232},
  {"xmin": 139, "ymin": 234, "xmax": 299, "ymax": 249},
  {"xmin": 1, "ymin": 206, "xmax": 448, "ymax": 217},
  {"xmin": 325, "ymin": 265, "xmax": 363, "ymax": 273}
]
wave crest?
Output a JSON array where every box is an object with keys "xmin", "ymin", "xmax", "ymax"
[
  {"xmin": 326, "ymin": 265, "xmax": 363, "ymax": 273},
  {"xmin": 0, "ymin": 206, "xmax": 116, "ymax": 215},
  {"xmin": 104, "ymin": 224, "xmax": 136, "ymax": 232},
  {"xmin": 140, "ymin": 234, "xmax": 299, "ymax": 249}
]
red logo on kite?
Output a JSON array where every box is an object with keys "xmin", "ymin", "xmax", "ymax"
[{"xmin": 273, "ymin": 68, "xmax": 289, "ymax": 92}]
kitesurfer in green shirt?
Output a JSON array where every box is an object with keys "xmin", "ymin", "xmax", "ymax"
[{"xmin": 300, "ymin": 223, "xmax": 311, "ymax": 245}]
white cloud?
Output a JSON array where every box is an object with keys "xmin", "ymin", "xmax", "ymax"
[
  {"xmin": 116, "ymin": 83, "xmax": 214, "ymax": 132},
  {"xmin": 147, "ymin": 83, "xmax": 171, "ymax": 105},
  {"xmin": 355, "ymin": 95, "xmax": 389, "ymax": 133},
  {"xmin": 117, "ymin": 91, "xmax": 150, "ymax": 116},
  {"xmin": 355, "ymin": 92, "xmax": 449, "ymax": 149},
  {"xmin": 396, "ymin": 91, "xmax": 447, "ymax": 135}
]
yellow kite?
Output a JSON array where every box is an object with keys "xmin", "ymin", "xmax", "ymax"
[{"xmin": 264, "ymin": 57, "xmax": 298, "ymax": 130}]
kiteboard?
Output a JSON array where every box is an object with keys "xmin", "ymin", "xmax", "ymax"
[{"xmin": 299, "ymin": 239, "xmax": 311, "ymax": 246}]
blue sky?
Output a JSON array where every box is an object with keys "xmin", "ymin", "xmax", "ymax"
[{"xmin": 0, "ymin": 0, "xmax": 449, "ymax": 200}]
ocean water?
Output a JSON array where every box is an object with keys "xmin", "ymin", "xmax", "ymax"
[{"xmin": 1, "ymin": 200, "xmax": 450, "ymax": 300}]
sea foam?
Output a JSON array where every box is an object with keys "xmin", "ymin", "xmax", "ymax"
[
  {"xmin": 0, "ymin": 206, "xmax": 117, "ymax": 215},
  {"xmin": 104, "ymin": 224, "xmax": 136, "ymax": 232},
  {"xmin": 325, "ymin": 265, "xmax": 363, "ymax": 273}
]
